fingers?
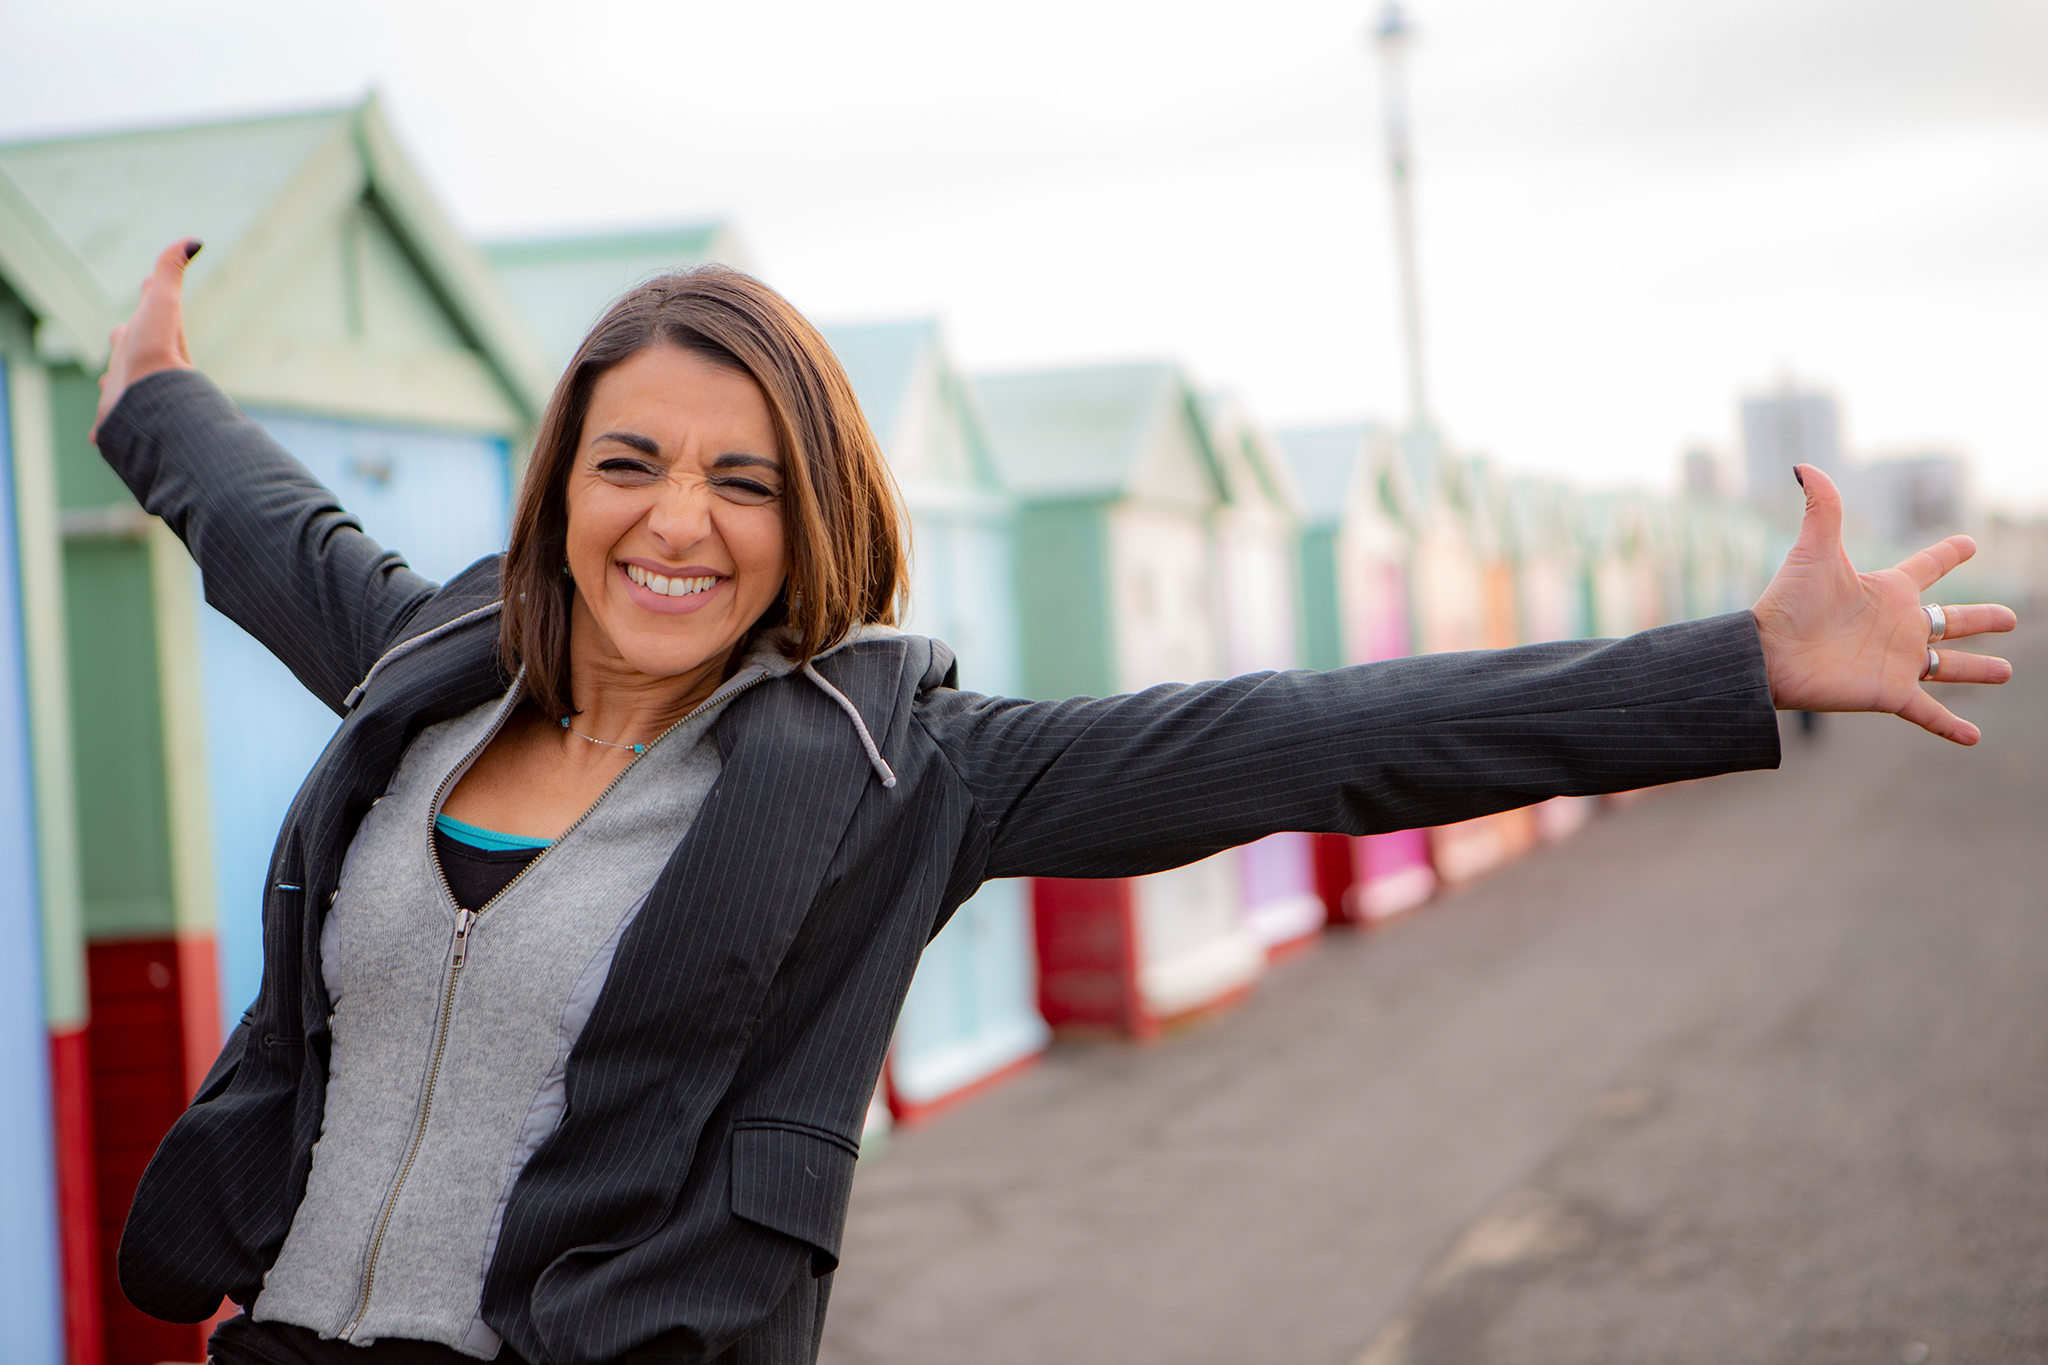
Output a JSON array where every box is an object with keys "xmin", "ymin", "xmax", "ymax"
[
  {"xmin": 1895, "ymin": 534, "xmax": 1975, "ymax": 591},
  {"xmin": 1791, "ymin": 464, "xmax": 1843, "ymax": 556},
  {"xmin": 1926, "ymin": 649, "xmax": 2013, "ymax": 686},
  {"xmin": 1930, "ymin": 603, "xmax": 2019, "ymax": 640},
  {"xmin": 1898, "ymin": 689, "xmax": 1981, "ymax": 746},
  {"xmin": 146, "ymin": 237, "xmax": 202, "ymax": 299}
]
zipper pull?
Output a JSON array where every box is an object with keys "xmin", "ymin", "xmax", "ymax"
[{"xmin": 451, "ymin": 906, "xmax": 476, "ymax": 968}]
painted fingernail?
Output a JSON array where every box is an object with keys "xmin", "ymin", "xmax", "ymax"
[
  {"xmin": 1793, "ymin": 466, "xmax": 1805, "ymax": 488},
  {"xmin": 183, "ymin": 239, "xmax": 203, "ymax": 260}
]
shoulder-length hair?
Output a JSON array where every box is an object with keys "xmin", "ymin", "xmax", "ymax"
[{"xmin": 500, "ymin": 266, "xmax": 906, "ymax": 719}]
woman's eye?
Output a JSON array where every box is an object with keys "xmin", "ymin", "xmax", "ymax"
[
  {"xmin": 710, "ymin": 477, "xmax": 780, "ymax": 506},
  {"xmin": 595, "ymin": 458, "xmax": 660, "ymax": 482}
]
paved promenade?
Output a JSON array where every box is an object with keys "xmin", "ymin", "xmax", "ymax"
[{"xmin": 818, "ymin": 627, "xmax": 2048, "ymax": 1365}]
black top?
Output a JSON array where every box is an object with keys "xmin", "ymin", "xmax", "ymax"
[{"xmin": 433, "ymin": 826, "xmax": 544, "ymax": 911}]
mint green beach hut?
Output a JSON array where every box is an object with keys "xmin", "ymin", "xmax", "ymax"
[{"xmin": 975, "ymin": 362, "xmax": 1264, "ymax": 1038}]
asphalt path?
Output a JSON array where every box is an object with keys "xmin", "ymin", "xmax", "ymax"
[{"xmin": 817, "ymin": 627, "xmax": 2048, "ymax": 1365}]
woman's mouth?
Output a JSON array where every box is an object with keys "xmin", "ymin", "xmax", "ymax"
[
  {"xmin": 618, "ymin": 561, "xmax": 728, "ymax": 615},
  {"xmin": 623, "ymin": 562, "xmax": 721, "ymax": 598}
]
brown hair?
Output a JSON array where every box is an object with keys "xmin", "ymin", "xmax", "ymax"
[{"xmin": 500, "ymin": 266, "xmax": 905, "ymax": 718}]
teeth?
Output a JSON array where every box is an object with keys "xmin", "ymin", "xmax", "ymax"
[{"xmin": 623, "ymin": 564, "xmax": 718, "ymax": 598}]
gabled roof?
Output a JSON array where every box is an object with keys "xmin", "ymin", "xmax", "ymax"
[
  {"xmin": 0, "ymin": 162, "xmax": 108, "ymax": 364},
  {"xmin": 1277, "ymin": 424, "xmax": 1376, "ymax": 528},
  {"xmin": 1202, "ymin": 393, "xmax": 1302, "ymax": 523},
  {"xmin": 0, "ymin": 98, "xmax": 552, "ymax": 426},
  {"xmin": 0, "ymin": 107, "xmax": 345, "ymax": 313},
  {"xmin": 824, "ymin": 318, "xmax": 1005, "ymax": 498},
  {"xmin": 826, "ymin": 318, "xmax": 934, "ymax": 451},
  {"xmin": 973, "ymin": 361, "xmax": 1222, "ymax": 505},
  {"xmin": 482, "ymin": 222, "xmax": 744, "ymax": 368}
]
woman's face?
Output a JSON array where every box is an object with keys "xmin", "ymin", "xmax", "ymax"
[{"xmin": 563, "ymin": 344, "xmax": 788, "ymax": 691}]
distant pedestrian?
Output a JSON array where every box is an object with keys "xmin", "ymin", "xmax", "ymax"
[{"xmin": 93, "ymin": 238, "xmax": 2016, "ymax": 1365}]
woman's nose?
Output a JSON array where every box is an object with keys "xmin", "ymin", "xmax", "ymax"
[{"xmin": 644, "ymin": 472, "xmax": 716, "ymax": 550}]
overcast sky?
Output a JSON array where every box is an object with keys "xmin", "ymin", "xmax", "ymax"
[{"xmin": 5, "ymin": 0, "xmax": 2045, "ymax": 508}]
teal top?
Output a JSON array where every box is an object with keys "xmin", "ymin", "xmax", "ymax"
[{"xmin": 433, "ymin": 813, "xmax": 553, "ymax": 853}]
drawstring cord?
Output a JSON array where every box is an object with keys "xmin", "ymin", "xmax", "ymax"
[
  {"xmin": 345, "ymin": 601, "xmax": 504, "ymax": 710},
  {"xmin": 802, "ymin": 662, "xmax": 898, "ymax": 789}
]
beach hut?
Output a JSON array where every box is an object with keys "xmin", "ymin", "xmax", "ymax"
[
  {"xmin": 825, "ymin": 320, "xmax": 1048, "ymax": 1119},
  {"xmin": 0, "ymin": 215, "xmax": 88, "ymax": 1363},
  {"xmin": 1582, "ymin": 493, "xmax": 1667, "ymax": 638},
  {"xmin": 976, "ymin": 362, "xmax": 1263, "ymax": 1039},
  {"xmin": 1500, "ymin": 476, "xmax": 1598, "ymax": 842},
  {"xmin": 1398, "ymin": 430, "xmax": 1535, "ymax": 887},
  {"xmin": 0, "ymin": 97, "xmax": 550, "ymax": 1364},
  {"xmin": 481, "ymin": 221, "xmax": 745, "ymax": 367},
  {"xmin": 1202, "ymin": 396, "xmax": 1322, "ymax": 954},
  {"xmin": 1278, "ymin": 423, "xmax": 1436, "ymax": 924},
  {"xmin": 1502, "ymin": 475, "xmax": 1586, "ymax": 644}
]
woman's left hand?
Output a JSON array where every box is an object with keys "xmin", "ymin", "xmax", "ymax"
[
  {"xmin": 89, "ymin": 237, "xmax": 200, "ymax": 444},
  {"xmin": 1753, "ymin": 464, "xmax": 2017, "ymax": 745}
]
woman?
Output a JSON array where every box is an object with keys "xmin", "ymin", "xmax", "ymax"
[{"xmin": 95, "ymin": 239, "xmax": 2012, "ymax": 1365}]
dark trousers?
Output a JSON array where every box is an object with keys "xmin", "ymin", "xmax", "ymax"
[{"xmin": 209, "ymin": 1272, "xmax": 834, "ymax": 1365}]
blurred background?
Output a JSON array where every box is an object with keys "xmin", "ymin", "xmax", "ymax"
[{"xmin": 0, "ymin": 2, "xmax": 2042, "ymax": 1363}]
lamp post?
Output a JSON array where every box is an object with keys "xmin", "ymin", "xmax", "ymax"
[{"xmin": 1375, "ymin": 1, "xmax": 1429, "ymax": 432}]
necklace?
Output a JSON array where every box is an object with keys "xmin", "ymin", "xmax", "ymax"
[{"xmin": 559, "ymin": 717, "xmax": 648, "ymax": 755}]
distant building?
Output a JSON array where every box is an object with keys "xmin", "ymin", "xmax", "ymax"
[
  {"xmin": 1741, "ymin": 384, "xmax": 1843, "ymax": 500},
  {"xmin": 1683, "ymin": 447, "xmax": 1721, "ymax": 498},
  {"xmin": 1858, "ymin": 453, "xmax": 1967, "ymax": 546}
]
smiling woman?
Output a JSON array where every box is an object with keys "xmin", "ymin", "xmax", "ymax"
[
  {"xmin": 88, "ymin": 239, "xmax": 2013, "ymax": 1365},
  {"xmin": 500, "ymin": 271, "xmax": 904, "ymax": 728},
  {"xmin": 441, "ymin": 272, "xmax": 908, "ymax": 845}
]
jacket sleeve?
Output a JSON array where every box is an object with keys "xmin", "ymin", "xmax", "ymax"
[
  {"xmin": 917, "ymin": 611, "xmax": 1782, "ymax": 882},
  {"xmin": 94, "ymin": 368, "xmax": 439, "ymax": 715}
]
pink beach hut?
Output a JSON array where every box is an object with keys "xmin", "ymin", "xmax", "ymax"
[{"xmin": 1204, "ymin": 396, "xmax": 1325, "ymax": 955}]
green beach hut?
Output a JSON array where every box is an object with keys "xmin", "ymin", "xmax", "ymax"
[
  {"xmin": 0, "ymin": 96, "xmax": 548, "ymax": 1365},
  {"xmin": 974, "ymin": 361, "xmax": 1265, "ymax": 1038}
]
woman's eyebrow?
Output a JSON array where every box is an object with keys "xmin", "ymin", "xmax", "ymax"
[
  {"xmin": 593, "ymin": 431, "xmax": 662, "ymax": 457},
  {"xmin": 712, "ymin": 452, "xmax": 782, "ymax": 473}
]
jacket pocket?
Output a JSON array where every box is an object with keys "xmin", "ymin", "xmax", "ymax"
[
  {"xmin": 192, "ymin": 1023, "xmax": 249, "ymax": 1106},
  {"xmin": 729, "ymin": 1122, "xmax": 860, "ymax": 1276}
]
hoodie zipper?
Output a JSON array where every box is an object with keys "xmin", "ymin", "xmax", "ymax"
[{"xmin": 338, "ymin": 666, "xmax": 772, "ymax": 1341}]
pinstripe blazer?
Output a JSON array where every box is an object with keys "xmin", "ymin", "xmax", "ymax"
[{"xmin": 100, "ymin": 370, "xmax": 1779, "ymax": 1365}]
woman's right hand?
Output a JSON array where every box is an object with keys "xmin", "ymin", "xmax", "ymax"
[{"xmin": 89, "ymin": 237, "xmax": 201, "ymax": 445}]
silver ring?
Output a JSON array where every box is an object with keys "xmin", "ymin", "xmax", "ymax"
[
  {"xmin": 1924, "ymin": 603, "xmax": 1948, "ymax": 641},
  {"xmin": 1923, "ymin": 648, "xmax": 1940, "ymax": 680}
]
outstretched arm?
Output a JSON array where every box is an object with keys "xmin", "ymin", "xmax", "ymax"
[
  {"xmin": 1755, "ymin": 464, "xmax": 2015, "ymax": 745},
  {"xmin": 922, "ymin": 612, "xmax": 1781, "ymax": 883},
  {"xmin": 925, "ymin": 467, "xmax": 2016, "ymax": 882},
  {"xmin": 90, "ymin": 239, "xmax": 438, "ymax": 714}
]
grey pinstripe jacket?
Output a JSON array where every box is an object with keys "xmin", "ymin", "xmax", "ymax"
[{"xmin": 103, "ymin": 370, "xmax": 1779, "ymax": 1364}]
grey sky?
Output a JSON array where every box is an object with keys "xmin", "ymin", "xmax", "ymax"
[{"xmin": 5, "ymin": 0, "xmax": 2044, "ymax": 506}]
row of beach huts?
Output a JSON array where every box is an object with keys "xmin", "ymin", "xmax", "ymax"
[{"xmin": 0, "ymin": 100, "xmax": 1787, "ymax": 1365}]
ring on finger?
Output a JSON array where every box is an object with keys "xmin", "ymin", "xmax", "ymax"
[
  {"xmin": 1924, "ymin": 603, "xmax": 1947, "ymax": 641},
  {"xmin": 1923, "ymin": 648, "xmax": 1941, "ymax": 681}
]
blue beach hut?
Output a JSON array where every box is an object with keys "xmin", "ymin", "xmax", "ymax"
[
  {"xmin": 0, "ymin": 97, "xmax": 549, "ymax": 1363},
  {"xmin": 826, "ymin": 320, "xmax": 1049, "ymax": 1118}
]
